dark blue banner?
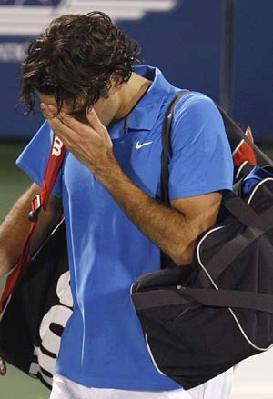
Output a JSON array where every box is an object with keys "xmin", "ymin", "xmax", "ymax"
[{"xmin": 0, "ymin": 0, "xmax": 272, "ymax": 141}]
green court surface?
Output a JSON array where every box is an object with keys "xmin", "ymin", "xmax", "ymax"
[{"xmin": 0, "ymin": 141, "xmax": 272, "ymax": 399}]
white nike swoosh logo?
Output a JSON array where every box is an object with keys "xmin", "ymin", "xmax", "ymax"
[{"xmin": 136, "ymin": 141, "xmax": 153, "ymax": 150}]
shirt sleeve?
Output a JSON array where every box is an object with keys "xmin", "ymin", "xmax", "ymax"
[
  {"xmin": 16, "ymin": 121, "xmax": 63, "ymax": 198},
  {"xmin": 168, "ymin": 92, "xmax": 234, "ymax": 200}
]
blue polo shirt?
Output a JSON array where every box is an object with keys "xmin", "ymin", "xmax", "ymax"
[{"xmin": 16, "ymin": 65, "xmax": 233, "ymax": 391}]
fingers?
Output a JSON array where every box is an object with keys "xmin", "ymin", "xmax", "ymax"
[
  {"xmin": 39, "ymin": 102, "xmax": 113, "ymax": 169},
  {"xmin": 40, "ymin": 103, "xmax": 105, "ymax": 137},
  {"xmin": 41, "ymin": 103, "xmax": 80, "ymax": 130},
  {"xmin": 86, "ymin": 107, "xmax": 106, "ymax": 135},
  {"xmin": 41, "ymin": 104, "xmax": 76, "ymax": 148},
  {"xmin": 41, "ymin": 104, "xmax": 79, "ymax": 138},
  {"xmin": 40, "ymin": 103, "xmax": 108, "ymax": 151},
  {"xmin": 40, "ymin": 103, "xmax": 58, "ymax": 120}
]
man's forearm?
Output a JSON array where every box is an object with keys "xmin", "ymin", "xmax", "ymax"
[
  {"xmin": 0, "ymin": 184, "xmax": 61, "ymax": 276},
  {"xmin": 95, "ymin": 157, "xmax": 198, "ymax": 265}
]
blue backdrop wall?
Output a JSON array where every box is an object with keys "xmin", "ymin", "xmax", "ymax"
[{"xmin": 0, "ymin": 0, "xmax": 272, "ymax": 141}]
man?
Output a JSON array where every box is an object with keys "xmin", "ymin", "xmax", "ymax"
[{"xmin": 0, "ymin": 11, "xmax": 234, "ymax": 399}]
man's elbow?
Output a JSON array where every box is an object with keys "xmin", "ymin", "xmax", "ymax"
[{"xmin": 169, "ymin": 241, "xmax": 196, "ymax": 266}]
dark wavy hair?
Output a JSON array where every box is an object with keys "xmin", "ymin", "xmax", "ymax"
[{"xmin": 21, "ymin": 12, "xmax": 141, "ymax": 114}]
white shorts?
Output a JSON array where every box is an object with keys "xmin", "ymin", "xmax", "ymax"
[{"xmin": 49, "ymin": 368, "xmax": 233, "ymax": 399}]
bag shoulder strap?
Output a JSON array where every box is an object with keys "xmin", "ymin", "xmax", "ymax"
[
  {"xmin": 159, "ymin": 91, "xmax": 190, "ymax": 269},
  {"xmin": 0, "ymin": 135, "xmax": 66, "ymax": 315},
  {"xmin": 160, "ymin": 91, "xmax": 190, "ymax": 204},
  {"xmin": 132, "ymin": 286, "xmax": 273, "ymax": 314},
  {"xmin": 29, "ymin": 136, "xmax": 66, "ymax": 221}
]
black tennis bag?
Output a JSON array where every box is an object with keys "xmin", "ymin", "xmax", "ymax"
[
  {"xmin": 131, "ymin": 95, "xmax": 273, "ymax": 390},
  {"xmin": 0, "ymin": 137, "xmax": 70, "ymax": 389},
  {"xmin": 0, "ymin": 220, "xmax": 71, "ymax": 389}
]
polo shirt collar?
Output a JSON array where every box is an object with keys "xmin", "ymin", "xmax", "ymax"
[{"xmin": 126, "ymin": 65, "xmax": 173, "ymax": 131}]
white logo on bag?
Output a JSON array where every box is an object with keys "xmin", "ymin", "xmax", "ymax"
[
  {"xmin": 30, "ymin": 271, "xmax": 73, "ymax": 383},
  {"xmin": 52, "ymin": 136, "xmax": 64, "ymax": 156},
  {"xmin": 136, "ymin": 141, "xmax": 153, "ymax": 150}
]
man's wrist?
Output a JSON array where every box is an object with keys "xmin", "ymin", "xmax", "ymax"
[{"xmin": 88, "ymin": 151, "xmax": 124, "ymax": 187}]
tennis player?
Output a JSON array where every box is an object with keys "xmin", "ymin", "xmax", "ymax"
[{"xmin": 0, "ymin": 12, "xmax": 234, "ymax": 399}]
